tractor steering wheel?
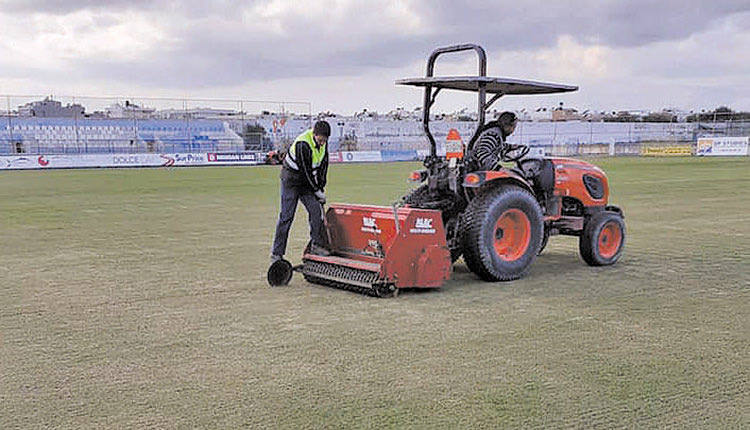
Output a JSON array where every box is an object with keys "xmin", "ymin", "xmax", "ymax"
[{"xmin": 501, "ymin": 144, "xmax": 530, "ymax": 162}]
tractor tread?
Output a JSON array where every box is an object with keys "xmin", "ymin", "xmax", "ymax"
[
  {"xmin": 579, "ymin": 211, "xmax": 626, "ymax": 266},
  {"xmin": 460, "ymin": 185, "xmax": 543, "ymax": 281}
]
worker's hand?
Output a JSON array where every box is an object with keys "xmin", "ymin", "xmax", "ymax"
[{"xmin": 314, "ymin": 190, "xmax": 326, "ymax": 205}]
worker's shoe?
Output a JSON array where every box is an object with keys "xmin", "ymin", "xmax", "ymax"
[{"xmin": 309, "ymin": 243, "xmax": 331, "ymax": 257}]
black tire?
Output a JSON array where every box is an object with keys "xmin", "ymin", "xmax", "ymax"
[
  {"xmin": 267, "ymin": 259, "xmax": 293, "ymax": 286},
  {"xmin": 374, "ymin": 284, "xmax": 398, "ymax": 298},
  {"xmin": 579, "ymin": 211, "xmax": 625, "ymax": 266},
  {"xmin": 460, "ymin": 186, "xmax": 544, "ymax": 281},
  {"xmin": 402, "ymin": 185, "xmax": 464, "ymax": 262}
]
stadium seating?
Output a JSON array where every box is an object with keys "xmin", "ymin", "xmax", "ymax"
[{"xmin": 1, "ymin": 118, "xmax": 244, "ymax": 154}]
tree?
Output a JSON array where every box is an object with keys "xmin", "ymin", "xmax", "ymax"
[
  {"xmin": 686, "ymin": 106, "xmax": 750, "ymax": 122},
  {"xmin": 642, "ymin": 112, "xmax": 676, "ymax": 123},
  {"xmin": 603, "ymin": 111, "xmax": 639, "ymax": 122},
  {"xmin": 714, "ymin": 106, "xmax": 733, "ymax": 120}
]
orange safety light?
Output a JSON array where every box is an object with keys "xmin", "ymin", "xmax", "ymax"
[
  {"xmin": 464, "ymin": 173, "xmax": 482, "ymax": 186},
  {"xmin": 408, "ymin": 170, "xmax": 426, "ymax": 183},
  {"xmin": 445, "ymin": 128, "xmax": 464, "ymax": 160}
]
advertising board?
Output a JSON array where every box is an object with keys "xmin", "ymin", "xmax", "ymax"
[
  {"xmin": 641, "ymin": 145, "xmax": 692, "ymax": 156},
  {"xmin": 696, "ymin": 137, "xmax": 749, "ymax": 156},
  {"xmin": 1, "ymin": 152, "xmax": 265, "ymax": 170}
]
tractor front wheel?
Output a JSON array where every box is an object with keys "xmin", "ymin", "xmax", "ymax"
[
  {"xmin": 461, "ymin": 186, "xmax": 543, "ymax": 281},
  {"xmin": 579, "ymin": 211, "xmax": 625, "ymax": 266}
]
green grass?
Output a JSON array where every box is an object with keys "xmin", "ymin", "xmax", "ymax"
[{"xmin": 1, "ymin": 157, "xmax": 748, "ymax": 428}]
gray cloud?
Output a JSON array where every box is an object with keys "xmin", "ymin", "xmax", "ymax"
[
  {"xmin": 2, "ymin": 1, "xmax": 749, "ymax": 111},
  {"xmin": 423, "ymin": 0, "xmax": 749, "ymax": 49},
  {"xmin": 65, "ymin": 0, "xmax": 748, "ymax": 87},
  {"xmin": 0, "ymin": 0, "xmax": 159, "ymax": 14}
]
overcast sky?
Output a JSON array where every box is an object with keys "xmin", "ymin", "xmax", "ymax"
[{"xmin": 0, "ymin": 0, "xmax": 748, "ymax": 115}]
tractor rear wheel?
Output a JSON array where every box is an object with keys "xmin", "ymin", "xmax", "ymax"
[
  {"xmin": 579, "ymin": 211, "xmax": 625, "ymax": 266},
  {"xmin": 460, "ymin": 186, "xmax": 543, "ymax": 281}
]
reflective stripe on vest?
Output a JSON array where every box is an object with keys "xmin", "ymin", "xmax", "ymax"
[{"xmin": 284, "ymin": 129, "xmax": 326, "ymax": 171}]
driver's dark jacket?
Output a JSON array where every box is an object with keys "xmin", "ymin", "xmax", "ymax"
[{"xmin": 472, "ymin": 125, "xmax": 509, "ymax": 170}]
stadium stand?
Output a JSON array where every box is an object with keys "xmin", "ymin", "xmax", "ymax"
[{"xmin": 1, "ymin": 118, "xmax": 244, "ymax": 154}]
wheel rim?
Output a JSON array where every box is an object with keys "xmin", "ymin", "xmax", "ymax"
[
  {"xmin": 598, "ymin": 221, "xmax": 622, "ymax": 259},
  {"xmin": 493, "ymin": 209, "xmax": 531, "ymax": 261}
]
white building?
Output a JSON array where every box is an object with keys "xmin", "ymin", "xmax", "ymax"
[
  {"xmin": 18, "ymin": 97, "xmax": 85, "ymax": 118},
  {"xmin": 155, "ymin": 107, "xmax": 243, "ymax": 119},
  {"xmin": 106, "ymin": 101, "xmax": 156, "ymax": 119}
]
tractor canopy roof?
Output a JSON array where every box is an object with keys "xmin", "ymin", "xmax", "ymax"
[
  {"xmin": 396, "ymin": 44, "xmax": 578, "ymax": 157},
  {"xmin": 396, "ymin": 76, "xmax": 577, "ymax": 96}
]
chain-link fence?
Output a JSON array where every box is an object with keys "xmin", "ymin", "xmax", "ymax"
[
  {"xmin": 1, "ymin": 95, "xmax": 311, "ymax": 155},
  {"xmin": 2, "ymin": 95, "xmax": 748, "ymax": 157},
  {"xmin": 344, "ymin": 117, "xmax": 750, "ymax": 157}
]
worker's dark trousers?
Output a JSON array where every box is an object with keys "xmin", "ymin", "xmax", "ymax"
[{"xmin": 271, "ymin": 179, "xmax": 326, "ymax": 258}]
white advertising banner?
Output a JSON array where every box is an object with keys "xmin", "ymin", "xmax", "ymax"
[
  {"xmin": 205, "ymin": 152, "xmax": 263, "ymax": 165},
  {"xmin": 0, "ymin": 152, "xmax": 265, "ymax": 170},
  {"xmin": 0, "ymin": 154, "xmax": 161, "ymax": 169},
  {"xmin": 696, "ymin": 137, "xmax": 749, "ymax": 156},
  {"xmin": 1, "ymin": 155, "xmax": 50, "ymax": 169},
  {"xmin": 339, "ymin": 151, "xmax": 383, "ymax": 163}
]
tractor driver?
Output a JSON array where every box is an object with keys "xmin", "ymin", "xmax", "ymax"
[
  {"xmin": 471, "ymin": 111, "xmax": 518, "ymax": 171},
  {"xmin": 271, "ymin": 120, "xmax": 332, "ymax": 263}
]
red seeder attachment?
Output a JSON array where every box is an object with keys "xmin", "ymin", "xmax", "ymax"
[{"xmin": 301, "ymin": 203, "xmax": 452, "ymax": 297}]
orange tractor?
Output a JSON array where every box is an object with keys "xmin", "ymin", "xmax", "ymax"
[{"xmin": 269, "ymin": 44, "xmax": 625, "ymax": 296}]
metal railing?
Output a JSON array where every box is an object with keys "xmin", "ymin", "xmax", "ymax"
[
  {"xmin": 345, "ymin": 118, "xmax": 750, "ymax": 154},
  {"xmin": 2, "ymin": 94, "xmax": 748, "ymax": 157}
]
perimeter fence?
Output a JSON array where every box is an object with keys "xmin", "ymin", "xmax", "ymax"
[
  {"xmin": 1, "ymin": 95, "xmax": 311, "ymax": 155},
  {"xmin": 2, "ymin": 94, "xmax": 749, "ymax": 158},
  {"xmin": 349, "ymin": 117, "xmax": 750, "ymax": 156}
]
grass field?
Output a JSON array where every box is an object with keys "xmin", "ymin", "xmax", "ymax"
[{"xmin": 1, "ymin": 157, "xmax": 748, "ymax": 428}]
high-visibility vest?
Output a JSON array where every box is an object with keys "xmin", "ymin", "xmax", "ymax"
[{"xmin": 284, "ymin": 129, "xmax": 326, "ymax": 171}]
